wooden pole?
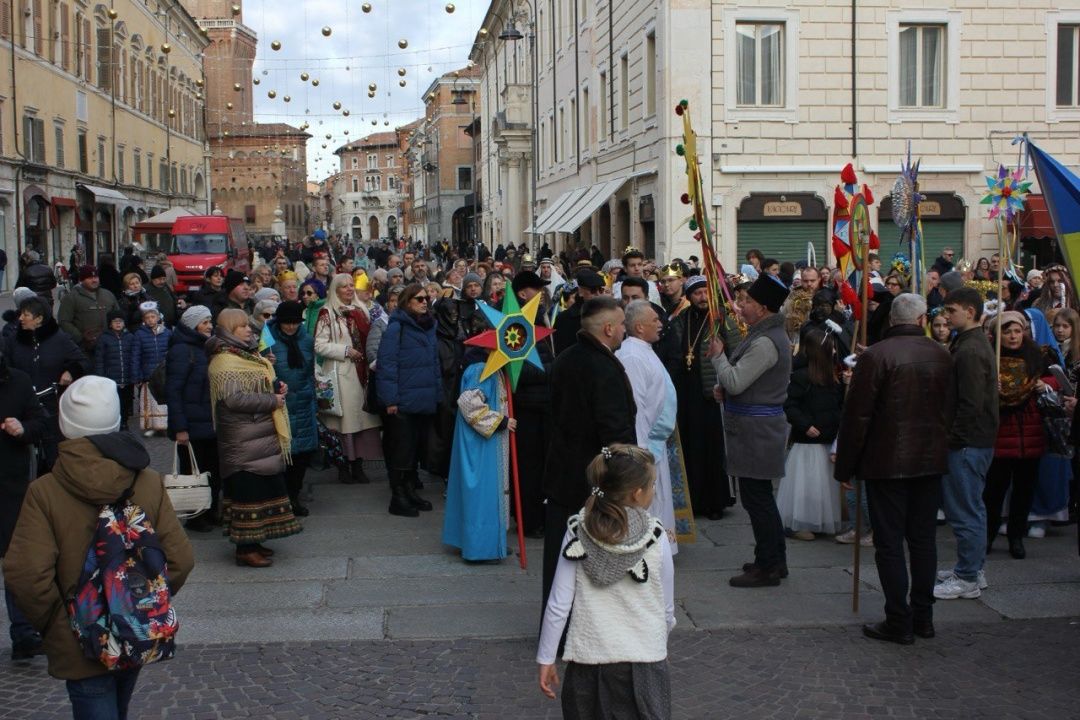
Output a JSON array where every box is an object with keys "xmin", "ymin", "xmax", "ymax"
[
  {"xmin": 503, "ymin": 372, "xmax": 527, "ymax": 570},
  {"xmin": 853, "ymin": 223, "xmax": 871, "ymax": 613},
  {"xmin": 996, "ymin": 219, "xmax": 1005, "ymax": 364}
]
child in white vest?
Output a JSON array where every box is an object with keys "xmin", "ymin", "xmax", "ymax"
[{"xmin": 537, "ymin": 443, "xmax": 676, "ymax": 719}]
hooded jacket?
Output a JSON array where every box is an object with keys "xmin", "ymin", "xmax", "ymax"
[
  {"xmin": 3, "ymin": 317, "xmax": 89, "ymax": 395},
  {"xmin": 165, "ymin": 323, "xmax": 213, "ymax": 441},
  {"xmin": 375, "ymin": 308, "xmax": 441, "ymax": 415},
  {"xmin": 4, "ymin": 433, "xmax": 194, "ymax": 680}
]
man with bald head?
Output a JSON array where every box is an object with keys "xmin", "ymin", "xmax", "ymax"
[{"xmin": 541, "ymin": 295, "xmax": 637, "ymax": 609}]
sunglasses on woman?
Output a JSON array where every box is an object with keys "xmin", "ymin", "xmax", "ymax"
[
  {"xmin": 302, "ymin": 290, "xmax": 316, "ymax": 297},
  {"xmin": 413, "ymin": 295, "xmax": 430, "ymax": 304}
]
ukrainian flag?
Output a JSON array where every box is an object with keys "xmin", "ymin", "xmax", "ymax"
[{"xmin": 1029, "ymin": 141, "xmax": 1080, "ymax": 282}]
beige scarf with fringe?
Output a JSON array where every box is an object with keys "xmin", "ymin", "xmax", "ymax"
[{"xmin": 208, "ymin": 346, "xmax": 292, "ymax": 464}]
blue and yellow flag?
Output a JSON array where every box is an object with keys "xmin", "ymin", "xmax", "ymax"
[
  {"xmin": 258, "ymin": 322, "xmax": 275, "ymax": 355},
  {"xmin": 1029, "ymin": 141, "xmax": 1080, "ymax": 283}
]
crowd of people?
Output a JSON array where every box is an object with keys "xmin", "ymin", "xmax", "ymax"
[{"xmin": 1, "ymin": 233, "xmax": 1078, "ymax": 719}]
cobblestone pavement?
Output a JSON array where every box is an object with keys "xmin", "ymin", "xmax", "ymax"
[{"xmin": 1, "ymin": 619, "xmax": 1078, "ymax": 719}]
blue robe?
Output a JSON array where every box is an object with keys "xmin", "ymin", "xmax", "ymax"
[{"xmin": 442, "ymin": 363, "xmax": 510, "ymax": 561}]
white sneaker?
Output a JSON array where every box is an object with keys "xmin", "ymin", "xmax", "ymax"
[
  {"xmin": 934, "ymin": 574, "xmax": 982, "ymax": 600},
  {"xmin": 835, "ymin": 529, "xmax": 857, "ymax": 544},
  {"xmin": 1028, "ymin": 524, "xmax": 1046, "ymax": 539},
  {"xmin": 859, "ymin": 533, "xmax": 874, "ymax": 547},
  {"xmin": 938, "ymin": 569, "xmax": 989, "ymax": 590}
]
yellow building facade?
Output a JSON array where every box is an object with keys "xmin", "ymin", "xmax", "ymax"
[{"xmin": 0, "ymin": 0, "xmax": 209, "ymax": 284}]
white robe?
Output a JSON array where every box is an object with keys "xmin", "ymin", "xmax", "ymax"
[{"xmin": 616, "ymin": 336, "xmax": 679, "ymax": 553}]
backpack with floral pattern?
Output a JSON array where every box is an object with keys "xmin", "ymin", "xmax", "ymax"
[{"xmin": 67, "ymin": 473, "xmax": 178, "ymax": 671}]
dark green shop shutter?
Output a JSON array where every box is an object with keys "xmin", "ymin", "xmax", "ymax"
[
  {"xmin": 737, "ymin": 221, "xmax": 827, "ymax": 267},
  {"xmin": 877, "ymin": 220, "xmax": 964, "ymax": 271}
]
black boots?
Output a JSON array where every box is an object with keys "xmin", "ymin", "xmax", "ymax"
[
  {"xmin": 289, "ymin": 495, "xmax": 310, "ymax": 517},
  {"xmin": 351, "ymin": 460, "xmax": 371, "ymax": 484},
  {"xmin": 339, "ymin": 463, "xmax": 357, "ymax": 484},
  {"xmin": 388, "ymin": 471, "xmax": 420, "ymax": 517},
  {"xmin": 387, "ymin": 470, "xmax": 431, "ymax": 515}
]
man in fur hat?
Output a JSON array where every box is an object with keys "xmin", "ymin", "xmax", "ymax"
[{"xmin": 708, "ymin": 274, "xmax": 792, "ymax": 588}]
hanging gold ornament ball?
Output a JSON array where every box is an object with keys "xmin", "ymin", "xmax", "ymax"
[
  {"xmin": 321, "ymin": 26, "xmax": 332, "ymax": 37},
  {"xmin": 333, "ymin": 101, "xmax": 342, "ymax": 110},
  {"xmin": 223, "ymin": 130, "xmax": 230, "ymax": 136},
  {"xmin": 226, "ymin": 102, "xmax": 233, "ymax": 109},
  {"xmin": 445, "ymin": 3, "xmax": 455, "ymax": 13},
  {"xmin": 479, "ymin": 28, "xmax": 488, "ymax": 36},
  {"xmin": 267, "ymin": 90, "xmax": 277, "ymax": 98},
  {"xmin": 362, "ymin": 2, "xmax": 371, "ymax": 12},
  {"xmin": 325, "ymin": 133, "xmax": 332, "ymax": 139},
  {"xmin": 168, "ymin": 109, "xmax": 175, "ymax": 118},
  {"xmin": 253, "ymin": 78, "xmax": 261, "ymax": 86},
  {"xmin": 271, "ymin": 40, "xmax": 281, "ymax": 51},
  {"xmin": 384, "ymin": 120, "xmax": 390, "ymax": 126},
  {"xmin": 195, "ymin": 93, "xmax": 202, "ymax": 100},
  {"xmin": 300, "ymin": 72, "xmax": 309, "ymax": 81},
  {"xmin": 342, "ymin": 109, "xmax": 350, "ymax": 116},
  {"xmin": 367, "ymin": 91, "xmax": 375, "ymax": 98},
  {"xmin": 343, "ymin": 130, "xmax": 349, "ymax": 135},
  {"xmin": 368, "ymin": 83, "xmax": 377, "ymax": 92},
  {"xmin": 398, "ymin": 39, "xmax": 408, "ymax": 49},
  {"xmin": 233, "ymin": 82, "xmax": 242, "ymax": 91},
  {"xmin": 230, "ymin": 4, "xmax": 240, "ymax": 15},
  {"xmin": 196, "ymin": 78, "xmax": 204, "ymax": 87},
  {"xmin": 312, "ymin": 79, "xmax": 320, "ymax": 86},
  {"xmin": 283, "ymin": 95, "xmax": 291, "ymax": 102},
  {"xmin": 160, "ymin": 43, "xmax": 171, "ymax": 54},
  {"xmin": 399, "ymin": 79, "xmax": 406, "ymax": 87},
  {"xmin": 398, "ymin": 68, "xmax": 406, "ymax": 77},
  {"xmin": 371, "ymin": 119, "xmax": 377, "ymax": 125},
  {"xmin": 107, "ymin": 8, "xmax": 118, "ymax": 19},
  {"xmin": 321, "ymin": 144, "xmax": 326, "ymax": 149}
]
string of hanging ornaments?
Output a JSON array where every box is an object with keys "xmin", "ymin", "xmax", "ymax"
[{"xmin": 224, "ymin": 0, "xmax": 462, "ymax": 177}]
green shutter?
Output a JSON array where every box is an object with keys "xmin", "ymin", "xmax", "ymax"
[
  {"xmin": 736, "ymin": 221, "xmax": 827, "ymax": 267},
  {"xmin": 877, "ymin": 220, "xmax": 964, "ymax": 271}
]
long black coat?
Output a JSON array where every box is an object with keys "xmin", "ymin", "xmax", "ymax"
[
  {"xmin": 784, "ymin": 366, "xmax": 845, "ymax": 445},
  {"xmin": 543, "ymin": 331, "xmax": 637, "ymax": 509},
  {"xmin": 0, "ymin": 364, "xmax": 47, "ymax": 555}
]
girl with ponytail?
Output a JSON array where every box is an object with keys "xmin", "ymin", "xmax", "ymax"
[{"xmin": 537, "ymin": 443, "xmax": 675, "ymax": 719}]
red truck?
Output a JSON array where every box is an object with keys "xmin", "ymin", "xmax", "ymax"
[{"xmin": 167, "ymin": 215, "xmax": 250, "ymax": 292}]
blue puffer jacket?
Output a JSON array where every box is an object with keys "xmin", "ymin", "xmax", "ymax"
[
  {"xmin": 93, "ymin": 329, "xmax": 135, "ymax": 386},
  {"xmin": 268, "ymin": 320, "xmax": 318, "ymax": 454},
  {"xmin": 131, "ymin": 324, "xmax": 172, "ymax": 383},
  {"xmin": 376, "ymin": 309, "xmax": 441, "ymax": 415},
  {"xmin": 164, "ymin": 323, "xmax": 213, "ymax": 440}
]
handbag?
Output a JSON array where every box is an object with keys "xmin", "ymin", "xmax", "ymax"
[
  {"xmin": 163, "ymin": 443, "xmax": 212, "ymax": 519},
  {"xmin": 315, "ymin": 358, "xmax": 344, "ymax": 417},
  {"xmin": 1036, "ymin": 388, "xmax": 1074, "ymax": 457}
]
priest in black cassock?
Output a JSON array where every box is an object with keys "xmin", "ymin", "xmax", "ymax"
[{"xmin": 672, "ymin": 275, "xmax": 736, "ymax": 519}]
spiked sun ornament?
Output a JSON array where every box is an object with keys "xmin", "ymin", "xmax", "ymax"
[
  {"xmin": 891, "ymin": 142, "xmax": 926, "ymax": 293},
  {"xmin": 464, "ymin": 293, "xmax": 553, "ymax": 391}
]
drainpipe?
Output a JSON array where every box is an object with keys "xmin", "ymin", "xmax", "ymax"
[
  {"xmin": 850, "ymin": 0, "xmax": 857, "ymax": 159},
  {"xmin": 573, "ymin": 0, "xmax": 580, "ymax": 173}
]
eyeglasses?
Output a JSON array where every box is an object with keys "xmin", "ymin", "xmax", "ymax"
[
  {"xmin": 302, "ymin": 290, "xmax": 316, "ymax": 297},
  {"xmin": 261, "ymin": 313, "xmax": 273, "ymax": 319},
  {"xmin": 944, "ymin": 252, "xmax": 954, "ymax": 257},
  {"xmin": 413, "ymin": 295, "xmax": 430, "ymax": 303}
]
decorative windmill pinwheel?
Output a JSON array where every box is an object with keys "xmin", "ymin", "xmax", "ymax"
[
  {"xmin": 891, "ymin": 144, "xmax": 924, "ymax": 293},
  {"xmin": 981, "ymin": 164, "xmax": 1032, "ymax": 362}
]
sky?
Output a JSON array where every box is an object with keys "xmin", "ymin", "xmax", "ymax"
[{"xmin": 237, "ymin": 0, "xmax": 489, "ymax": 181}]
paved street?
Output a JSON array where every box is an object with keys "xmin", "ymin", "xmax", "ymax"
[{"xmin": 2, "ymin": 438, "xmax": 1079, "ymax": 718}]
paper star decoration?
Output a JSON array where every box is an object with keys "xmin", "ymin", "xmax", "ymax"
[
  {"xmin": 465, "ymin": 292, "xmax": 553, "ymax": 391},
  {"xmin": 981, "ymin": 165, "xmax": 1032, "ymax": 222}
]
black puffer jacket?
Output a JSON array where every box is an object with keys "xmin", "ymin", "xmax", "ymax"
[
  {"xmin": 783, "ymin": 366, "xmax": 845, "ymax": 444},
  {"xmin": 3, "ymin": 318, "xmax": 89, "ymax": 395},
  {"xmin": 0, "ymin": 362, "xmax": 47, "ymax": 554}
]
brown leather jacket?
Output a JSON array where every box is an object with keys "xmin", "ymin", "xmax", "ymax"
[{"xmin": 834, "ymin": 324, "xmax": 954, "ymax": 482}]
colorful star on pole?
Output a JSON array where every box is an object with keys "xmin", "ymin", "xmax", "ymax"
[
  {"xmin": 464, "ymin": 292, "xmax": 553, "ymax": 391},
  {"xmin": 981, "ymin": 165, "xmax": 1032, "ymax": 222}
]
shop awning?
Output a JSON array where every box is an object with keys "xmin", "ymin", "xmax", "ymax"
[
  {"xmin": 51, "ymin": 196, "xmax": 77, "ymax": 208},
  {"xmin": 77, "ymin": 184, "xmax": 130, "ymax": 204},
  {"xmin": 525, "ymin": 187, "xmax": 588, "ymax": 235},
  {"xmin": 551, "ymin": 178, "xmax": 630, "ymax": 234},
  {"xmin": 1020, "ymin": 194, "xmax": 1055, "ymax": 239}
]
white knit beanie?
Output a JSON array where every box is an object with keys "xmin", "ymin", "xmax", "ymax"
[
  {"xmin": 11, "ymin": 287, "xmax": 36, "ymax": 306},
  {"xmin": 58, "ymin": 376, "xmax": 121, "ymax": 439},
  {"xmin": 180, "ymin": 305, "xmax": 212, "ymax": 331}
]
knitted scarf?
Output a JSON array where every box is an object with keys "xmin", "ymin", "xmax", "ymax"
[{"xmin": 207, "ymin": 330, "xmax": 292, "ymax": 463}]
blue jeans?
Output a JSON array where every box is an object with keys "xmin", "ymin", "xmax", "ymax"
[
  {"xmin": 66, "ymin": 670, "xmax": 140, "ymax": 720},
  {"xmin": 844, "ymin": 483, "xmax": 870, "ymax": 532},
  {"xmin": 941, "ymin": 447, "xmax": 993, "ymax": 580},
  {"xmin": 4, "ymin": 586, "xmax": 37, "ymax": 644}
]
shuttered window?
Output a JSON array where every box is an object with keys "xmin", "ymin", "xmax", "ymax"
[
  {"xmin": 736, "ymin": 221, "xmax": 827, "ymax": 267},
  {"xmin": 0, "ymin": 0, "xmax": 11, "ymax": 41},
  {"xmin": 32, "ymin": 0, "xmax": 42, "ymax": 55},
  {"xmin": 22, "ymin": 115, "xmax": 45, "ymax": 163},
  {"xmin": 59, "ymin": 4, "xmax": 68, "ymax": 71},
  {"xmin": 96, "ymin": 27, "xmax": 111, "ymax": 92},
  {"xmin": 54, "ymin": 124, "xmax": 64, "ymax": 167}
]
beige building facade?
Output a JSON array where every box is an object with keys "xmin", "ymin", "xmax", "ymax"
[
  {"xmin": 473, "ymin": 0, "xmax": 1080, "ymax": 267},
  {"xmin": 0, "ymin": 0, "xmax": 209, "ymax": 282},
  {"xmin": 324, "ymin": 131, "xmax": 407, "ymax": 243}
]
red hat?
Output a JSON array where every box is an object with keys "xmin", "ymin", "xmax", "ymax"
[{"xmin": 79, "ymin": 265, "xmax": 98, "ymax": 281}]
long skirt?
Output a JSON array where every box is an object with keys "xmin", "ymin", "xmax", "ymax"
[
  {"xmin": 776, "ymin": 443, "xmax": 842, "ymax": 534},
  {"xmin": 222, "ymin": 471, "xmax": 303, "ymax": 546},
  {"xmin": 562, "ymin": 661, "xmax": 671, "ymax": 720}
]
